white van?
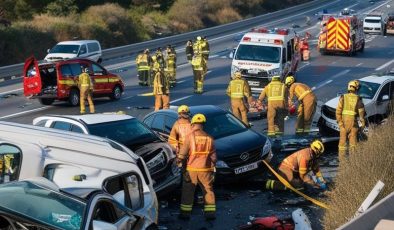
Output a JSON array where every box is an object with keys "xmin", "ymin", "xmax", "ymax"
[
  {"xmin": 363, "ymin": 12, "xmax": 387, "ymax": 35},
  {"xmin": 0, "ymin": 121, "xmax": 158, "ymax": 227},
  {"xmin": 45, "ymin": 40, "xmax": 102, "ymax": 63}
]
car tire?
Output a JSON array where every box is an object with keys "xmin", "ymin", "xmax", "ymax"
[
  {"xmin": 359, "ymin": 41, "xmax": 365, "ymax": 53},
  {"xmin": 110, "ymin": 85, "xmax": 122, "ymax": 100},
  {"xmin": 69, "ymin": 88, "xmax": 80, "ymax": 106},
  {"xmin": 38, "ymin": 98, "xmax": 54, "ymax": 105}
]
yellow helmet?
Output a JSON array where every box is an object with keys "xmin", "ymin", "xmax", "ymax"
[
  {"xmin": 151, "ymin": 55, "xmax": 157, "ymax": 62},
  {"xmin": 197, "ymin": 36, "xmax": 202, "ymax": 41},
  {"xmin": 271, "ymin": 76, "xmax": 280, "ymax": 81},
  {"xmin": 285, "ymin": 76, "xmax": 295, "ymax": 86},
  {"xmin": 310, "ymin": 140, "xmax": 325, "ymax": 155},
  {"xmin": 233, "ymin": 71, "xmax": 242, "ymax": 79},
  {"xmin": 178, "ymin": 105, "xmax": 190, "ymax": 114},
  {"xmin": 191, "ymin": 113, "xmax": 206, "ymax": 124},
  {"xmin": 348, "ymin": 80, "xmax": 360, "ymax": 91}
]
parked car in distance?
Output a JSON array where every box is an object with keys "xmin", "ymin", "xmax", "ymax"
[
  {"xmin": 363, "ymin": 12, "xmax": 388, "ymax": 35},
  {"xmin": 33, "ymin": 113, "xmax": 180, "ymax": 195},
  {"xmin": 0, "ymin": 178, "xmax": 151, "ymax": 230},
  {"xmin": 45, "ymin": 40, "xmax": 102, "ymax": 63},
  {"xmin": 23, "ymin": 57, "xmax": 124, "ymax": 106},
  {"xmin": 319, "ymin": 74, "xmax": 394, "ymax": 136},
  {"xmin": 143, "ymin": 105, "xmax": 273, "ymax": 182},
  {"xmin": 0, "ymin": 121, "xmax": 158, "ymax": 227}
]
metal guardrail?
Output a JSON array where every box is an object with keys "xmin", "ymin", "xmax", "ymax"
[{"xmin": 0, "ymin": 0, "xmax": 331, "ymax": 81}]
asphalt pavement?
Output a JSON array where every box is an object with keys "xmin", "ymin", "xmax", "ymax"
[{"xmin": 0, "ymin": 0, "xmax": 393, "ymax": 229}]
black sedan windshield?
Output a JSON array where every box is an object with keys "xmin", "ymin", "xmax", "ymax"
[
  {"xmin": 204, "ymin": 113, "xmax": 247, "ymax": 139},
  {"xmin": 235, "ymin": 44, "xmax": 281, "ymax": 63},
  {"xmin": 88, "ymin": 119, "xmax": 160, "ymax": 149},
  {"xmin": 358, "ymin": 81, "xmax": 380, "ymax": 99}
]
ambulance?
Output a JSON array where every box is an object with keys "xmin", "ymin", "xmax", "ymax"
[{"xmin": 231, "ymin": 28, "xmax": 300, "ymax": 94}]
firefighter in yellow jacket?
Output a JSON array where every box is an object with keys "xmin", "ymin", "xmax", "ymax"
[
  {"xmin": 152, "ymin": 56, "xmax": 170, "ymax": 111},
  {"xmin": 192, "ymin": 36, "xmax": 207, "ymax": 94},
  {"xmin": 165, "ymin": 47, "xmax": 177, "ymax": 86},
  {"xmin": 285, "ymin": 76, "xmax": 317, "ymax": 134},
  {"xmin": 136, "ymin": 49, "xmax": 151, "ymax": 86},
  {"xmin": 226, "ymin": 71, "xmax": 252, "ymax": 126},
  {"xmin": 336, "ymin": 80, "xmax": 365, "ymax": 161},
  {"xmin": 257, "ymin": 76, "xmax": 286, "ymax": 136},
  {"xmin": 178, "ymin": 114, "xmax": 217, "ymax": 220},
  {"xmin": 168, "ymin": 105, "xmax": 192, "ymax": 155},
  {"xmin": 78, "ymin": 67, "xmax": 95, "ymax": 114}
]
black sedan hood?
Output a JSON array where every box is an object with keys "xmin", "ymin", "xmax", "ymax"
[{"xmin": 214, "ymin": 129, "xmax": 267, "ymax": 159}]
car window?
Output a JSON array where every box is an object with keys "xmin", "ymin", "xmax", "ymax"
[
  {"xmin": 71, "ymin": 125, "xmax": 84, "ymax": 133},
  {"xmin": 204, "ymin": 112, "xmax": 248, "ymax": 139},
  {"xmin": 35, "ymin": 119, "xmax": 47, "ymax": 127},
  {"xmin": 144, "ymin": 115, "xmax": 155, "ymax": 127},
  {"xmin": 69, "ymin": 63, "xmax": 83, "ymax": 76},
  {"xmin": 88, "ymin": 43, "xmax": 99, "ymax": 52},
  {"xmin": 358, "ymin": 81, "xmax": 380, "ymax": 99},
  {"xmin": 52, "ymin": 121, "xmax": 72, "ymax": 131},
  {"xmin": 164, "ymin": 116, "xmax": 177, "ymax": 133},
  {"xmin": 79, "ymin": 45, "xmax": 87, "ymax": 55},
  {"xmin": 0, "ymin": 144, "xmax": 22, "ymax": 184},
  {"xmin": 151, "ymin": 115, "xmax": 165, "ymax": 132},
  {"xmin": 92, "ymin": 200, "xmax": 120, "ymax": 224},
  {"xmin": 92, "ymin": 64, "xmax": 105, "ymax": 75},
  {"xmin": 378, "ymin": 82, "xmax": 390, "ymax": 101},
  {"xmin": 60, "ymin": 64, "xmax": 73, "ymax": 78}
]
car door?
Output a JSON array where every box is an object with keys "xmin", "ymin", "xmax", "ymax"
[
  {"xmin": 23, "ymin": 57, "xmax": 42, "ymax": 96},
  {"xmin": 91, "ymin": 63, "xmax": 110, "ymax": 94},
  {"xmin": 149, "ymin": 114, "xmax": 168, "ymax": 139},
  {"xmin": 0, "ymin": 143, "xmax": 22, "ymax": 184},
  {"xmin": 84, "ymin": 193, "xmax": 144, "ymax": 230},
  {"xmin": 375, "ymin": 81, "xmax": 391, "ymax": 115}
]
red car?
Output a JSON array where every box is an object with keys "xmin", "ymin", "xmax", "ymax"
[{"xmin": 23, "ymin": 57, "xmax": 124, "ymax": 106}]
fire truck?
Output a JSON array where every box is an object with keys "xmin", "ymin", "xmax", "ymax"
[
  {"xmin": 318, "ymin": 15, "xmax": 365, "ymax": 56},
  {"xmin": 231, "ymin": 28, "xmax": 300, "ymax": 95}
]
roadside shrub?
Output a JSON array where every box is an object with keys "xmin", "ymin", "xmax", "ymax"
[
  {"xmin": 211, "ymin": 7, "xmax": 242, "ymax": 25},
  {"xmin": 323, "ymin": 116, "xmax": 394, "ymax": 229},
  {"xmin": 141, "ymin": 11, "xmax": 171, "ymax": 37},
  {"xmin": 167, "ymin": 0, "xmax": 204, "ymax": 33},
  {"xmin": 45, "ymin": 0, "xmax": 78, "ymax": 17}
]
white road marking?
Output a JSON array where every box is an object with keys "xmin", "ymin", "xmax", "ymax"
[
  {"xmin": 332, "ymin": 61, "xmax": 337, "ymax": 64},
  {"xmin": 122, "ymin": 95, "xmax": 135, "ymax": 100},
  {"xmin": 365, "ymin": 0, "xmax": 392, "ymax": 14},
  {"xmin": 356, "ymin": 63, "xmax": 363, "ymax": 67},
  {"xmin": 170, "ymin": 95, "xmax": 193, "ymax": 103},
  {"xmin": 210, "ymin": 54, "xmax": 219, "ymax": 58},
  {"xmin": 298, "ymin": 62, "xmax": 311, "ymax": 70},
  {"xmin": 312, "ymin": 80, "xmax": 333, "ymax": 91},
  {"xmin": 311, "ymin": 69, "xmax": 350, "ymax": 91},
  {"xmin": 375, "ymin": 60, "xmax": 394, "ymax": 71},
  {"xmin": 177, "ymin": 80, "xmax": 186, "ymax": 84},
  {"xmin": 0, "ymin": 106, "xmax": 50, "ymax": 120},
  {"xmin": 0, "ymin": 88, "xmax": 23, "ymax": 96}
]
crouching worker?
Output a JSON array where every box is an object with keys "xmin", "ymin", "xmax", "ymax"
[{"xmin": 265, "ymin": 140, "xmax": 327, "ymax": 191}]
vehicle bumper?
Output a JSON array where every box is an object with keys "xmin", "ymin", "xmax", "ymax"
[
  {"xmin": 152, "ymin": 160, "xmax": 182, "ymax": 196},
  {"xmin": 363, "ymin": 28, "xmax": 381, "ymax": 33},
  {"xmin": 318, "ymin": 114, "xmax": 340, "ymax": 136}
]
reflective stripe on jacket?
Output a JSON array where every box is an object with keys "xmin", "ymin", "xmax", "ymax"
[
  {"xmin": 78, "ymin": 73, "xmax": 92, "ymax": 89},
  {"xmin": 280, "ymin": 148, "xmax": 319, "ymax": 183},
  {"xmin": 289, "ymin": 83, "xmax": 313, "ymax": 103},
  {"xmin": 191, "ymin": 55, "xmax": 203, "ymax": 70},
  {"xmin": 168, "ymin": 120, "xmax": 192, "ymax": 150},
  {"xmin": 342, "ymin": 93, "xmax": 359, "ymax": 116},
  {"xmin": 137, "ymin": 54, "xmax": 150, "ymax": 71}
]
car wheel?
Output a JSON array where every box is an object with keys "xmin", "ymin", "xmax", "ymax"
[
  {"xmin": 110, "ymin": 85, "xmax": 122, "ymax": 100},
  {"xmin": 39, "ymin": 98, "xmax": 54, "ymax": 105},
  {"xmin": 69, "ymin": 88, "xmax": 80, "ymax": 106},
  {"xmin": 359, "ymin": 41, "xmax": 365, "ymax": 53}
]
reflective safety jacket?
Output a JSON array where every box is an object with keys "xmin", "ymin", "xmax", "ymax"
[
  {"xmin": 78, "ymin": 73, "xmax": 93, "ymax": 90},
  {"xmin": 165, "ymin": 53, "xmax": 177, "ymax": 71},
  {"xmin": 336, "ymin": 92, "xmax": 365, "ymax": 127},
  {"xmin": 226, "ymin": 78, "xmax": 251, "ymax": 99},
  {"xmin": 153, "ymin": 68, "xmax": 169, "ymax": 95},
  {"xmin": 288, "ymin": 82, "xmax": 314, "ymax": 105},
  {"xmin": 258, "ymin": 80, "xmax": 286, "ymax": 104},
  {"xmin": 193, "ymin": 41, "xmax": 206, "ymax": 55},
  {"xmin": 168, "ymin": 119, "xmax": 192, "ymax": 151},
  {"xmin": 280, "ymin": 148, "xmax": 320, "ymax": 184},
  {"xmin": 191, "ymin": 55, "xmax": 204, "ymax": 71},
  {"xmin": 201, "ymin": 40, "xmax": 210, "ymax": 55},
  {"xmin": 136, "ymin": 54, "xmax": 150, "ymax": 71},
  {"xmin": 178, "ymin": 127, "xmax": 217, "ymax": 172}
]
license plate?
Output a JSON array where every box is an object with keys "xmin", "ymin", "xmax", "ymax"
[
  {"xmin": 248, "ymin": 81, "xmax": 260, "ymax": 86},
  {"xmin": 325, "ymin": 120, "xmax": 340, "ymax": 131},
  {"xmin": 234, "ymin": 162, "xmax": 258, "ymax": 174},
  {"xmin": 248, "ymin": 69, "xmax": 259, "ymax": 74}
]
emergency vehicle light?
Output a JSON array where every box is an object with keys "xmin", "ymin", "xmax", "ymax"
[
  {"xmin": 276, "ymin": 29, "xmax": 289, "ymax": 35},
  {"xmin": 243, "ymin": 37, "xmax": 251, "ymax": 41},
  {"xmin": 274, "ymin": 39, "xmax": 283, "ymax": 45},
  {"xmin": 251, "ymin": 27, "xmax": 269, "ymax": 33}
]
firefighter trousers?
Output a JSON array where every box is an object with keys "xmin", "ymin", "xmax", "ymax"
[
  {"xmin": 193, "ymin": 69, "xmax": 204, "ymax": 93},
  {"xmin": 80, "ymin": 87, "xmax": 95, "ymax": 114},
  {"xmin": 231, "ymin": 99, "xmax": 248, "ymax": 126},
  {"xmin": 138, "ymin": 70, "xmax": 150, "ymax": 85},
  {"xmin": 154, "ymin": 94, "xmax": 170, "ymax": 111},
  {"xmin": 338, "ymin": 116, "xmax": 359, "ymax": 161},
  {"xmin": 180, "ymin": 171, "xmax": 215, "ymax": 217},
  {"xmin": 265, "ymin": 166, "xmax": 303, "ymax": 191},
  {"xmin": 297, "ymin": 94, "xmax": 317, "ymax": 133},
  {"xmin": 267, "ymin": 102, "xmax": 286, "ymax": 136}
]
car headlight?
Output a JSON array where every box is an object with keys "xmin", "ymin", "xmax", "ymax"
[
  {"xmin": 216, "ymin": 160, "xmax": 230, "ymax": 168},
  {"xmin": 231, "ymin": 65, "xmax": 240, "ymax": 76},
  {"xmin": 268, "ymin": 68, "xmax": 281, "ymax": 76},
  {"xmin": 262, "ymin": 139, "xmax": 272, "ymax": 156},
  {"xmin": 171, "ymin": 161, "xmax": 181, "ymax": 176},
  {"xmin": 146, "ymin": 151, "xmax": 166, "ymax": 172}
]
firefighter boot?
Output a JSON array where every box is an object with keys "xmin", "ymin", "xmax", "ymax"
[{"xmin": 265, "ymin": 179, "xmax": 287, "ymax": 191}]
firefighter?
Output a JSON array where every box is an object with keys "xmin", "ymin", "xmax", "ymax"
[
  {"xmin": 168, "ymin": 105, "xmax": 192, "ymax": 156},
  {"xmin": 336, "ymin": 80, "xmax": 365, "ymax": 161},
  {"xmin": 178, "ymin": 114, "xmax": 217, "ymax": 220},
  {"xmin": 185, "ymin": 40, "xmax": 194, "ymax": 63},
  {"xmin": 257, "ymin": 76, "xmax": 286, "ymax": 136},
  {"xmin": 136, "ymin": 49, "xmax": 151, "ymax": 86},
  {"xmin": 78, "ymin": 66, "xmax": 95, "ymax": 114},
  {"xmin": 266, "ymin": 140, "xmax": 327, "ymax": 191},
  {"xmin": 201, "ymin": 36, "xmax": 210, "ymax": 74},
  {"xmin": 152, "ymin": 56, "xmax": 170, "ymax": 111},
  {"xmin": 165, "ymin": 46, "xmax": 177, "ymax": 87},
  {"xmin": 155, "ymin": 47, "xmax": 165, "ymax": 69},
  {"xmin": 226, "ymin": 71, "xmax": 252, "ymax": 126},
  {"xmin": 191, "ymin": 53, "xmax": 205, "ymax": 94},
  {"xmin": 285, "ymin": 76, "xmax": 317, "ymax": 134}
]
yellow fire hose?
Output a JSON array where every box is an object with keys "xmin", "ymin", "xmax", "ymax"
[{"xmin": 262, "ymin": 160, "xmax": 329, "ymax": 209}]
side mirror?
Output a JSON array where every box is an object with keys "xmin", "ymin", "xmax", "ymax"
[
  {"xmin": 381, "ymin": 95, "xmax": 389, "ymax": 101},
  {"xmin": 229, "ymin": 48, "xmax": 235, "ymax": 59},
  {"xmin": 93, "ymin": 220, "xmax": 117, "ymax": 230},
  {"xmin": 47, "ymin": 49, "xmax": 50, "ymax": 53}
]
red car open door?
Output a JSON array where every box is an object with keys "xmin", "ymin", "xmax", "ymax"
[{"xmin": 23, "ymin": 57, "xmax": 42, "ymax": 96}]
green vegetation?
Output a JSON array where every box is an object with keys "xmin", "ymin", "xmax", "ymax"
[
  {"xmin": 323, "ymin": 116, "xmax": 394, "ymax": 229},
  {"xmin": 0, "ymin": 0, "xmax": 310, "ymax": 65}
]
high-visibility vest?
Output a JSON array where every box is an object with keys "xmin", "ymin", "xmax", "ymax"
[
  {"xmin": 166, "ymin": 54, "xmax": 176, "ymax": 70},
  {"xmin": 191, "ymin": 55, "xmax": 203, "ymax": 70},
  {"xmin": 267, "ymin": 81, "xmax": 285, "ymax": 101},
  {"xmin": 294, "ymin": 83, "xmax": 312, "ymax": 101},
  {"xmin": 342, "ymin": 93, "xmax": 360, "ymax": 116},
  {"xmin": 137, "ymin": 54, "xmax": 150, "ymax": 71},
  {"xmin": 281, "ymin": 148, "xmax": 313, "ymax": 175},
  {"xmin": 186, "ymin": 133, "xmax": 215, "ymax": 172},
  {"xmin": 230, "ymin": 79, "xmax": 245, "ymax": 99},
  {"xmin": 78, "ymin": 73, "xmax": 92, "ymax": 87}
]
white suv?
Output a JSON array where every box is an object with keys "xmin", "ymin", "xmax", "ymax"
[
  {"xmin": 33, "ymin": 113, "xmax": 180, "ymax": 195},
  {"xmin": 363, "ymin": 12, "xmax": 388, "ymax": 35},
  {"xmin": 45, "ymin": 40, "xmax": 102, "ymax": 63},
  {"xmin": 319, "ymin": 74, "xmax": 394, "ymax": 135}
]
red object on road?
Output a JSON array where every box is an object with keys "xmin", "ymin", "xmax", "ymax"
[
  {"xmin": 239, "ymin": 216, "xmax": 295, "ymax": 230},
  {"xmin": 289, "ymin": 105, "xmax": 297, "ymax": 115}
]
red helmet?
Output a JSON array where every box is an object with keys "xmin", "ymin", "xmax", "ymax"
[{"xmin": 289, "ymin": 105, "xmax": 296, "ymax": 115}]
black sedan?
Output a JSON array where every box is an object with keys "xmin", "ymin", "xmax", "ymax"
[{"xmin": 143, "ymin": 105, "xmax": 273, "ymax": 181}]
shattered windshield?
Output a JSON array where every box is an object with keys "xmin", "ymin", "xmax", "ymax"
[{"xmin": 235, "ymin": 44, "xmax": 281, "ymax": 63}]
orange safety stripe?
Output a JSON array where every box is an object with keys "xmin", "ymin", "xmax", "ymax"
[
  {"xmin": 59, "ymin": 79, "xmax": 75, "ymax": 86},
  {"xmin": 186, "ymin": 166, "xmax": 215, "ymax": 172}
]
